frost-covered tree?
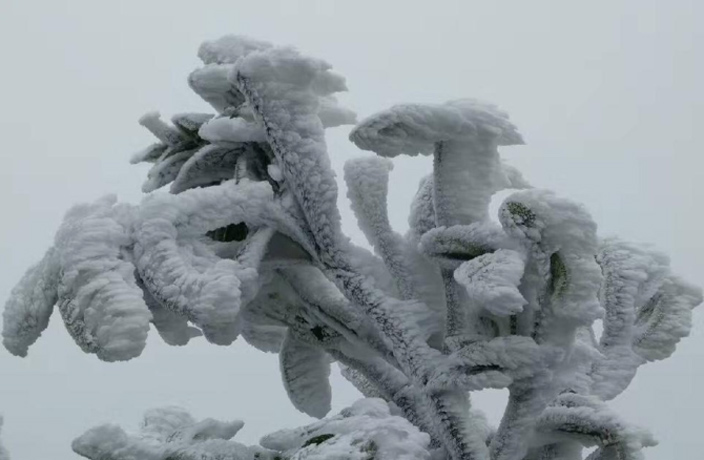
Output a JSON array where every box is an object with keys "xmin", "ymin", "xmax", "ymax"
[{"xmin": 2, "ymin": 35, "xmax": 701, "ymax": 460}]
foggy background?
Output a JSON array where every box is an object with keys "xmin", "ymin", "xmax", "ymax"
[{"xmin": 1, "ymin": 1, "xmax": 702, "ymax": 458}]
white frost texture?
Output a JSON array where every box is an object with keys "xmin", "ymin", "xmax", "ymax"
[{"xmin": 3, "ymin": 35, "xmax": 701, "ymax": 460}]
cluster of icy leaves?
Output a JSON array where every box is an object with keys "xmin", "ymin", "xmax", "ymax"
[
  {"xmin": 72, "ymin": 399, "xmax": 431, "ymax": 460},
  {"xmin": 3, "ymin": 34, "xmax": 702, "ymax": 460},
  {"xmin": 1, "ymin": 35, "xmax": 355, "ymax": 363}
]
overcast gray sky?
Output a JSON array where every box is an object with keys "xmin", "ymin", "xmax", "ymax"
[{"xmin": 1, "ymin": 1, "xmax": 702, "ymax": 459}]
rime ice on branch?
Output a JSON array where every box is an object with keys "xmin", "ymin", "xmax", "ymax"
[
  {"xmin": 2, "ymin": 35, "xmax": 701, "ymax": 460},
  {"xmin": 72, "ymin": 400, "xmax": 430, "ymax": 460}
]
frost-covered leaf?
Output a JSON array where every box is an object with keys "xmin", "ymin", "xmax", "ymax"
[
  {"xmin": 632, "ymin": 275, "xmax": 701, "ymax": 361},
  {"xmin": 590, "ymin": 239, "xmax": 702, "ymax": 399},
  {"xmin": 427, "ymin": 336, "xmax": 545, "ymax": 391},
  {"xmin": 189, "ymin": 64, "xmax": 246, "ymax": 113},
  {"xmin": 142, "ymin": 148, "xmax": 198, "ymax": 193},
  {"xmin": 55, "ymin": 196, "xmax": 152, "ymax": 361},
  {"xmin": 2, "ymin": 249, "xmax": 59, "ymax": 357},
  {"xmin": 279, "ymin": 330, "xmax": 332, "ymax": 418},
  {"xmin": 131, "ymin": 142, "xmax": 168, "ymax": 164},
  {"xmin": 261, "ymin": 398, "xmax": 431, "ymax": 460},
  {"xmin": 419, "ymin": 222, "xmax": 509, "ymax": 269},
  {"xmin": 4, "ymin": 197, "xmax": 153, "ymax": 361},
  {"xmin": 170, "ymin": 144, "xmax": 242, "ymax": 194},
  {"xmin": 454, "ymin": 249, "xmax": 527, "ymax": 316},
  {"xmin": 349, "ymin": 100, "xmax": 522, "ymax": 158},
  {"xmin": 171, "ymin": 112, "xmax": 214, "ymax": 134},
  {"xmin": 499, "ymin": 190, "xmax": 603, "ymax": 341},
  {"xmin": 198, "ymin": 117, "xmax": 266, "ymax": 146},
  {"xmin": 535, "ymin": 394, "xmax": 655, "ymax": 460},
  {"xmin": 133, "ymin": 180, "xmax": 312, "ymax": 345}
]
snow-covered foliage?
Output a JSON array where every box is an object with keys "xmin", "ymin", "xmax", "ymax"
[
  {"xmin": 3, "ymin": 35, "xmax": 701, "ymax": 460},
  {"xmin": 72, "ymin": 399, "xmax": 429, "ymax": 460},
  {"xmin": 72, "ymin": 406, "xmax": 268, "ymax": 460}
]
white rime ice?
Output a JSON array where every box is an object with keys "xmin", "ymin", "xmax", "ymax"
[
  {"xmin": 454, "ymin": 249, "xmax": 527, "ymax": 317},
  {"xmin": 72, "ymin": 406, "xmax": 264, "ymax": 460},
  {"xmin": 72, "ymin": 400, "xmax": 430, "ymax": 460},
  {"xmin": 3, "ymin": 35, "xmax": 701, "ymax": 460},
  {"xmin": 260, "ymin": 398, "xmax": 431, "ymax": 460},
  {"xmin": 280, "ymin": 330, "xmax": 333, "ymax": 418}
]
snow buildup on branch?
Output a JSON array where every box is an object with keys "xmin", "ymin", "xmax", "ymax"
[
  {"xmin": 230, "ymin": 43, "xmax": 443, "ymax": 386},
  {"xmin": 533, "ymin": 393, "xmax": 656, "ymax": 460},
  {"xmin": 261, "ymin": 398, "xmax": 431, "ymax": 460},
  {"xmin": 73, "ymin": 399, "xmax": 430, "ymax": 460},
  {"xmin": 590, "ymin": 238, "xmax": 702, "ymax": 400},
  {"xmin": 188, "ymin": 36, "xmax": 273, "ymax": 114},
  {"xmin": 4, "ymin": 195, "xmax": 153, "ymax": 362},
  {"xmin": 426, "ymin": 336, "xmax": 545, "ymax": 392},
  {"xmin": 132, "ymin": 179, "xmax": 307, "ymax": 345},
  {"xmin": 72, "ymin": 406, "xmax": 272, "ymax": 460},
  {"xmin": 5, "ymin": 33, "xmax": 702, "ymax": 460},
  {"xmin": 454, "ymin": 249, "xmax": 527, "ymax": 317},
  {"xmin": 349, "ymin": 99, "xmax": 523, "ymax": 226},
  {"xmin": 499, "ymin": 189, "xmax": 603, "ymax": 340},
  {"xmin": 419, "ymin": 221, "xmax": 512, "ymax": 270},
  {"xmin": 232, "ymin": 44, "xmax": 353, "ymax": 266},
  {"xmin": 198, "ymin": 117, "xmax": 266, "ymax": 146},
  {"xmin": 133, "ymin": 109, "xmax": 278, "ymax": 195},
  {"xmin": 344, "ymin": 158, "xmax": 446, "ymax": 341},
  {"xmin": 54, "ymin": 196, "xmax": 152, "ymax": 361},
  {"xmin": 134, "ymin": 112, "xmax": 211, "ymax": 193},
  {"xmin": 2, "ymin": 177, "xmax": 317, "ymax": 358},
  {"xmin": 490, "ymin": 190, "xmax": 604, "ymax": 460},
  {"xmin": 344, "ymin": 156, "xmax": 418, "ymax": 300}
]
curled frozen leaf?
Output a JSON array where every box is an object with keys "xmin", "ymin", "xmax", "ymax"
[
  {"xmin": 2, "ymin": 249, "xmax": 60, "ymax": 357},
  {"xmin": 419, "ymin": 222, "xmax": 509, "ymax": 269},
  {"xmin": 55, "ymin": 196, "xmax": 152, "ymax": 361},
  {"xmin": 133, "ymin": 180, "xmax": 303, "ymax": 345},
  {"xmin": 590, "ymin": 239, "xmax": 702, "ymax": 399},
  {"xmin": 170, "ymin": 144, "xmax": 244, "ymax": 194},
  {"xmin": 261, "ymin": 398, "xmax": 431, "ymax": 460},
  {"xmin": 535, "ymin": 394, "xmax": 655, "ymax": 460},
  {"xmin": 279, "ymin": 330, "xmax": 332, "ymax": 419},
  {"xmin": 427, "ymin": 336, "xmax": 545, "ymax": 391},
  {"xmin": 632, "ymin": 275, "xmax": 701, "ymax": 361},
  {"xmin": 350, "ymin": 99, "xmax": 522, "ymax": 158},
  {"xmin": 454, "ymin": 249, "xmax": 527, "ymax": 316},
  {"xmin": 499, "ymin": 190, "xmax": 603, "ymax": 339}
]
